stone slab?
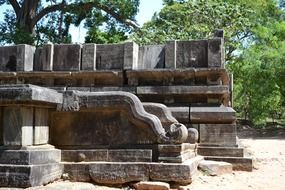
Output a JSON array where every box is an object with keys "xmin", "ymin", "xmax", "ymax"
[
  {"xmin": 61, "ymin": 149, "xmax": 152, "ymax": 162},
  {"xmin": 158, "ymin": 143, "xmax": 196, "ymax": 154},
  {"xmin": 82, "ymin": 44, "xmax": 96, "ymax": 70},
  {"xmin": 124, "ymin": 42, "xmax": 139, "ymax": 70},
  {"xmin": 41, "ymin": 44, "xmax": 54, "ymax": 71},
  {"xmin": 0, "ymin": 84, "xmax": 62, "ymax": 105},
  {"xmin": 53, "ymin": 44, "xmax": 81, "ymax": 71},
  {"xmin": 2, "ymin": 107, "xmax": 33, "ymax": 146},
  {"xmin": 199, "ymin": 124, "xmax": 237, "ymax": 146},
  {"xmin": 33, "ymin": 47, "xmax": 42, "ymax": 71},
  {"xmin": 165, "ymin": 40, "xmax": 176, "ymax": 69},
  {"xmin": 198, "ymin": 160, "xmax": 232, "ymax": 176},
  {"xmin": 204, "ymin": 156, "xmax": 253, "ymax": 171},
  {"xmin": 64, "ymin": 156, "xmax": 203, "ymax": 185},
  {"xmin": 134, "ymin": 181, "xmax": 170, "ymax": 190},
  {"xmin": 96, "ymin": 44, "xmax": 125, "ymax": 70},
  {"xmin": 138, "ymin": 45, "xmax": 165, "ymax": 69},
  {"xmin": 0, "ymin": 163, "xmax": 63, "ymax": 188},
  {"xmin": 0, "ymin": 148, "xmax": 61, "ymax": 165},
  {"xmin": 158, "ymin": 151, "xmax": 196, "ymax": 163},
  {"xmin": 176, "ymin": 40, "xmax": 208, "ymax": 68},
  {"xmin": 137, "ymin": 86, "xmax": 229, "ymax": 95},
  {"xmin": 0, "ymin": 45, "xmax": 35, "ymax": 72},
  {"xmin": 208, "ymin": 38, "xmax": 224, "ymax": 68},
  {"xmin": 34, "ymin": 108, "xmax": 49, "ymax": 145},
  {"xmin": 198, "ymin": 146, "xmax": 244, "ymax": 157},
  {"xmin": 169, "ymin": 106, "xmax": 236, "ymax": 124}
]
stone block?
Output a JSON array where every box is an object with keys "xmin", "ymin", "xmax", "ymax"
[
  {"xmin": 34, "ymin": 108, "xmax": 49, "ymax": 145},
  {"xmin": 61, "ymin": 149, "xmax": 152, "ymax": 162},
  {"xmin": 89, "ymin": 162, "xmax": 149, "ymax": 184},
  {"xmin": 176, "ymin": 40, "xmax": 208, "ymax": 68},
  {"xmin": 204, "ymin": 156, "xmax": 253, "ymax": 171},
  {"xmin": 53, "ymin": 44, "xmax": 81, "ymax": 71},
  {"xmin": 187, "ymin": 128, "xmax": 199, "ymax": 144},
  {"xmin": 2, "ymin": 107, "xmax": 33, "ymax": 146},
  {"xmin": 0, "ymin": 84, "xmax": 63, "ymax": 104},
  {"xmin": 42, "ymin": 44, "xmax": 54, "ymax": 71},
  {"xmin": 198, "ymin": 160, "xmax": 232, "ymax": 176},
  {"xmin": 96, "ymin": 44, "xmax": 125, "ymax": 70},
  {"xmin": 0, "ymin": 44, "xmax": 35, "ymax": 71},
  {"xmin": 124, "ymin": 42, "xmax": 139, "ymax": 70},
  {"xmin": 82, "ymin": 43, "xmax": 96, "ymax": 70},
  {"xmin": 198, "ymin": 147, "xmax": 244, "ymax": 157},
  {"xmin": 63, "ymin": 163, "xmax": 91, "ymax": 182},
  {"xmin": 208, "ymin": 38, "xmax": 224, "ymax": 68},
  {"xmin": 199, "ymin": 124, "xmax": 237, "ymax": 146},
  {"xmin": 33, "ymin": 47, "xmax": 43, "ymax": 71},
  {"xmin": 165, "ymin": 40, "xmax": 176, "ymax": 69},
  {"xmin": 134, "ymin": 181, "xmax": 170, "ymax": 190},
  {"xmin": 0, "ymin": 148, "xmax": 61, "ymax": 165},
  {"xmin": 0, "ymin": 163, "xmax": 63, "ymax": 188},
  {"xmin": 138, "ymin": 45, "xmax": 165, "ymax": 69}
]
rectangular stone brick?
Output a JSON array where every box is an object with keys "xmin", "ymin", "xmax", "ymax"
[
  {"xmin": 53, "ymin": 44, "xmax": 81, "ymax": 71},
  {"xmin": 124, "ymin": 42, "xmax": 139, "ymax": 70},
  {"xmin": 138, "ymin": 45, "xmax": 165, "ymax": 69},
  {"xmin": 208, "ymin": 38, "xmax": 224, "ymax": 68},
  {"xmin": 82, "ymin": 43, "xmax": 96, "ymax": 70}
]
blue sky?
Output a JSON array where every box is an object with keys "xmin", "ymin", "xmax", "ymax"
[{"xmin": 0, "ymin": 0, "xmax": 163, "ymax": 43}]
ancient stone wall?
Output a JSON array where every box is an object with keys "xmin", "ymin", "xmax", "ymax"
[{"xmin": 0, "ymin": 38, "xmax": 224, "ymax": 72}]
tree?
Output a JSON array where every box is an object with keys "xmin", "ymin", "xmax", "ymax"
[
  {"xmin": 132, "ymin": 0, "xmax": 253, "ymax": 61},
  {"xmin": 0, "ymin": 0, "xmax": 139, "ymax": 45}
]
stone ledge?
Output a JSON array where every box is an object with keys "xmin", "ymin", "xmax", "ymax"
[{"xmin": 204, "ymin": 156, "xmax": 253, "ymax": 171}]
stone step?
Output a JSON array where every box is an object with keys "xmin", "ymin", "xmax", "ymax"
[
  {"xmin": 170, "ymin": 106, "xmax": 236, "ymax": 124},
  {"xmin": 0, "ymin": 163, "xmax": 62, "ymax": 188},
  {"xmin": 198, "ymin": 146, "xmax": 244, "ymax": 157},
  {"xmin": 61, "ymin": 149, "xmax": 152, "ymax": 162},
  {"xmin": 0, "ymin": 148, "xmax": 61, "ymax": 165},
  {"xmin": 204, "ymin": 156, "xmax": 253, "ymax": 171},
  {"xmin": 198, "ymin": 160, "xmax": 232, "ymax": 176},
  {"xmin": 62, "ymin": 156, "xmax": 204, "ymax": 185}
]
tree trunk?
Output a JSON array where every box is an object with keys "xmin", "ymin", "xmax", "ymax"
[{"xmin": 16, "ymin": 0, "xmax": 39, "ymax": 34}]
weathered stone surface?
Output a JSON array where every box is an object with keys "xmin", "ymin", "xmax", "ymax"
[
  {"xmin": 198, "ymin": 160, "xmax": 232, "ymax": 176},
  {"xmin": 0, "ymin": 148, "xmax": 61, "ymax": 165},
  {"xmin": 176, "ymin": 40, "xmax": 208, "ymax": 68},
  {"xmin": 169, "ymin": 106, "xmax": 236, "ymax": 124},
  {"xmin": 198, "ymin": 146, "xmax": 244, "ymax": 157},
  {"xmin": 208, "ymin": 38, "xmax": 224, "ymax": 68},
  {"xmin": 0, "ymin": 163, "xmax": 63, "ymax": 188},
  {"xmin": 124, "ymin": 42, "xmax": 139, "ymax": 70},
  {"xmin": 34, "ymin": 108, "xmax": 49, "ymax": 145},
  {"xmin": 53, "ymin": 44, "xmax": 81, "ymax": 71},
  {"xmin": 143, "ymin": 103, "xmax": 178, "ymax": 130},
  {"xmin": 89, "ymin": 162, "xmax": 149, "ymax": 184},
  {"xmin": 137, "ymin": 86, "xmax": 229, "ymax": 95},
  {"xmin": 82, "ymin": 44, "xmax": 96, "ymax": 70},
  {"xmin": 41, "ymin": 44, "xmax": 54, "ymax": 71},
  {"xmin": 0, "ymin": 44, "xmax": 35, "ymax": 72},
  {"xmin": 2, "ymin": 106, "xmax": 33, "ymax": 146},
  {"xmin": 52, "ymin": 91, "xmax": 187, "ymax": 147},
  {"xmin": 96, "ymin": 43, "xmax": 125, "ymax": 70},
  {"xmin": 158, "ymin": 151, "xmax": 196, "ymax": 163},
  {"xmin": 165, "ymin": 40, "xmax": 176, "ymax": 69},
  {"xmin": 199, "ymin": 124, "xmax": 237, "ymax": 146},
  {"xmin": 204, "ymin": 156, "xmax": 253, "ymax": 171},
  {"xmin": 61, "ymin": 149, "xmax": 152, "ymax": 162},
  {"xmin": 33, "ymin": 47, "xmax": 42, "ymax": 71},
  {"xmin": 187, "ymin": 128, "xmax": 199, "ymax": 144},
  {"xmin": 138, "ymin": 45, "xmax": 165, "ymax": 69},
  {"xmin": 150, "ymin": 156, "xmax": 203, "ymax": 184},
  {"xmin": 0, "ymin": 84, "xmax": 62, "ymax": 104},
  {"xmin": 63, "ymin": 163, "xmax": 91, "ymax": 182},
  {"xmin": 134, "ymin": 181, "xmax": 170, "ymax": 190}
]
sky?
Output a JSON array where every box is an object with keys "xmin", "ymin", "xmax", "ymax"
[{"xmin": 0, "ymin": 0, "xmax": 163, "ymax": 43}]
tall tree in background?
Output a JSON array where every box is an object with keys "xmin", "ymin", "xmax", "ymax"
[
  {"xmin": 0, "ymin": 0, "xmax": 139, "ymax": 45},
  {"xmin": 133, "ymin": 0, "xmax": 285, "ymax": 126}
]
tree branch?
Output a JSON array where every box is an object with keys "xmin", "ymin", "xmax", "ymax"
[
  {"xmin": 8, "ymin": 0, "xmax": 20, "ymax": 17},
  {"xmin": 32, "ymin": 1, "xmax": 139, "ymax": 30}
]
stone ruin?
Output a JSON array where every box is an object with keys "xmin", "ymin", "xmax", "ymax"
[{"xmin": 0, "ymin": 31, "xmax": 252, "ymax": 188}]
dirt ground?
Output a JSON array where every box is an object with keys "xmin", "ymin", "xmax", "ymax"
[{"xmin": 2, "ymin": 127, "xmax": 285, "ymax": 190}]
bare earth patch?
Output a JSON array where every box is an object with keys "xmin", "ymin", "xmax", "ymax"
[{"xmin": 190, "ymin": 138, "xmax": 285, "ymax": 190}]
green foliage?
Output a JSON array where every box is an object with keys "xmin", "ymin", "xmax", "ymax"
[
  {"xmin": 132, "ymin": 0, "xmax": 253, "ymax": 60},
  {"xmin": 0, "ymin": 0, "xmax": 139, "ymax": 45}
]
